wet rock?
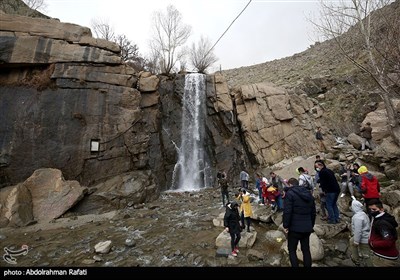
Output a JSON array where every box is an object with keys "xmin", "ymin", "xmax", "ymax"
[
  {"xmin": 94, "ymin": 240, "xmax": 112, "ymax": 254},
  {"xmin": 81, "ymin": 259, "xmax": 96, "ymax": 265},
  {"xmin": 173, "ymin": 250, "xmax": 181, "ymax": 256},
  {"xmin": 216, "ymin": 248, "xmax": 231, "ymax": 258},
  {"xmin": 212, "ymin": 212, "xmax": 224, "ymax": 227},
  {"xmin": 246, "ymin": 249, "xmax": 264, "ymax": 261},
  {"xmin": 125, "ymin": 238, "xmax": 136, "ymax": 247},
  {"xmin": 334, "ymin": 240, "xmax": 348, "ymax": 254},
  {"xmin": 93, "ymin": 255, "xmax": 103, "ymax": 262},
  {"xmin": 193, "ymin": 256, "xmax": 203, "ymax": 266}
]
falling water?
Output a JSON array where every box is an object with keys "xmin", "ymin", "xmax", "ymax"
[{"xmin": 171, "ymin": 73, "xmax": 211, "ymax": 191}]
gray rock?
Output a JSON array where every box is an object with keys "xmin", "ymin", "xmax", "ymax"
[{"xmin": 216, "ymin": 248, "xmax": 231, "ymax": 258}]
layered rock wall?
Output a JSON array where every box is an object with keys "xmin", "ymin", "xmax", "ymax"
[{"xmin": 0, "ymin": 13, "xmax": 330, "ymax": 210}]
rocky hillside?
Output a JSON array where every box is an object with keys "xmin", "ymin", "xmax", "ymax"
[
  {"xmin": 0, "ymin": 0, "xmax": 49, "ymax": 18},
  {"xmin": 221, "ymin": 0, "xmax": 400, "ymax": 137}
]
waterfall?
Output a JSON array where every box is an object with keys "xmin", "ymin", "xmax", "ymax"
[{"xmin": 171, "ymin": 73, "xmax": 211, "ymax": 191}]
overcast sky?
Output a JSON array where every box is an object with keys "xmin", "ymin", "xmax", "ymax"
[{"xmin": 45, "ymin": 0, "xmax": 322, "ymax": 71}]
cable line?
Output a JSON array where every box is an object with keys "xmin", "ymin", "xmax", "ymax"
[{"xmin": 204, "ymin": 0, "xmax": 252, "ymax": 59}]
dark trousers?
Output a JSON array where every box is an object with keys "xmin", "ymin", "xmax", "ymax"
[
  {"xmin": 221, "ymin": 190, "xmax": 229, "ymax": 206},
  {"xmin": 325, "ymin": 192, "xmax": 340, "ymax": 223},
  {"xmin": 287, "ymin": 231, "xmax": 312, "ymax": 267},
  {"xmin": 229, "ymin": 231, "xmax": 241, "ymax": 251},
  {"xmin": 240, "ymin": 212, "xmax": 250, "ymax": 230}
]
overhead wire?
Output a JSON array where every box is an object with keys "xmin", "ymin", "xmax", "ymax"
[{"xmin": 204, "ymin": 0, "xmax": 253, "ymax": 59}]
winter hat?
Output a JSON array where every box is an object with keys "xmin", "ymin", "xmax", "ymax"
[{"xmin": 358, "ymin": 165, "xmax": 368, "ymax": 174}]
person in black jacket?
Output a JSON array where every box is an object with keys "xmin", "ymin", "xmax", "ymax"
[
  {"xmin": 283, "ymin": 178, "xmax": 316, "ymax": 267},
  {"xmin": 315, "ymin": 160, "xmax": 341, "ymax": 224},
  {"xmin": 223, "ymin": 201, "xmax": 241, "ymax": 257},
  {"xmin": 366, "ymin": 199, "xmax": 399, "ymax": 267}
]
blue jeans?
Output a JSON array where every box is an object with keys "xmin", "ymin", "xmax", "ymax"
[
  {"xmin": 276, "ymin": 195, "xmax": 283, "ymax": 210},
  {"xmin": 325, "ymin": 192, "xmax": 340, "ymax": 223}
]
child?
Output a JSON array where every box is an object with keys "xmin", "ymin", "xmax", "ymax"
[{"xmin": 266, "ymin": 185, "xmax": 281, "ymax": 212}]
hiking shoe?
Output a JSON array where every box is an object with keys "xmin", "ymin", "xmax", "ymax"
[
  {"xmin": 234, "ymin": 247, "xmax": 240, "ymax": 253},
  {"xmin": 231, "ymin": 251, "xmax": 238, "ymax": 257}
]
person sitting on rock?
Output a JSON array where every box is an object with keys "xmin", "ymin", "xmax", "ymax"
[{"xmin": 339, "ymin": 162, "xmax": 356, "ymax": 200}]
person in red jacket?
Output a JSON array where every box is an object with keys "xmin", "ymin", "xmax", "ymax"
[
  {"xmin": 358, "ymin": 165, "xmax": 380, "ymax": 216},
  {"xmin": 366, "ymin": 199, "xmax": 399, "ymax": 267}
]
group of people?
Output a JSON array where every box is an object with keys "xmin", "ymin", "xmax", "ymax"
[
  {"xmin": 219, "ymin": 159, "xmax": 399, "ymax": 267},
  {"xmin": 255, "ymin": 172, "xmax": 285, "ymax": 212},
  {"xmin": 284, "ymin": 160, "xmax": 398, "ymax": 267}
]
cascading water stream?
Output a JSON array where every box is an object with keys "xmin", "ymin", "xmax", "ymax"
[{"xmin": 171, "ymin": 73, "xmax": 211, "ymax": 191}]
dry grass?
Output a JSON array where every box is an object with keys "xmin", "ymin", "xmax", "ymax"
[{"xmin": 20, "ymin": 64, "xmax": 56, "ymax": 91}]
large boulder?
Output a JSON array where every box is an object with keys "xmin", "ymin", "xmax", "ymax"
[
  {"xmin": 72, "ymin": 170, "xmax": 159, "ymax": 215},
  {"xmin": 216, "ymin": 230, "xmax": 257, "ymax": 249},
  {"xmin": 0, "ymin": 168, "xmax": 86, "ymax": 226},
  {"xmin": 23, "ymin": 168, "xmax": 86, "ymax": 222}
]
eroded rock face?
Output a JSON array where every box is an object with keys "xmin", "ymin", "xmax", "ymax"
[
  {"xmin": 0, "ymin": 13, "xmax": 152, "ymax": 189},
  {"xmin": 234, "ymin": 82, "xmax": 328, "ymax": 167}
]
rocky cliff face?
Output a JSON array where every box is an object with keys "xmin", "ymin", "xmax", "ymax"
[
  {"xmin": 0, "ymin": 14, "xmax": 151, "ymax": 192},
  {"xmin": 0, "ymin": 13, "xmax": 335, "ymax": 212}
]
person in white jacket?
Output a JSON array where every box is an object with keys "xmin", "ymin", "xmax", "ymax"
[{"xmin": 349, "ymin": 199, "xmax": 371, "ymax": 266}]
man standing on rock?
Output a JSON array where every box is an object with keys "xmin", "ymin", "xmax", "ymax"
[
  {"xmin": 315, "ymin": 160, "xmax": 341, "ymax": 224},
  {"xmin": 360, "ymin": 122, "xmax": 374, "ymax": 151},
  {"xmin": 240, "ymin": 170, "xmax": 249, "ymax": 190},
  {"xmin": 283, "ymin": 178, "xmax": 316, "ymax": 267}
]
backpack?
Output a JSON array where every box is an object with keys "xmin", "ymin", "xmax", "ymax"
[{"xmin": 300, "ymin": 174, "xmax": 314, "ymax": 190}]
